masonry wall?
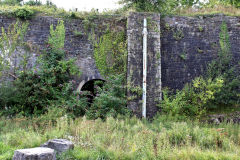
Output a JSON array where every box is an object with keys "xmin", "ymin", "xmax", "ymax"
[
  {"xmin": 0, "ymin": 13, "xmax": 239, "ymax": 118},
  {"xmin": 161, "ymin": 15, "xmax": 240, "ymax": 90},
  {"xmin": 127, "ymin": 13, "xmax": 240, "ymax": 118},
  {"xmin": 0, "ymin": 15, "xmax": 126, "ymax": 89}
]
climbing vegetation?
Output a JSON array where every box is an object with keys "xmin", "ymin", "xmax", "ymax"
[
  {"xmin": 80, "ymin": 29, "xmax": 130, "ymax": 120},
  {"xmin": 0, "ymin": 20, "xmax": 28, "ymax": 79},
  {"xmin": 93, "ymin": 30, "xmax": 127, "ymax": 77}
]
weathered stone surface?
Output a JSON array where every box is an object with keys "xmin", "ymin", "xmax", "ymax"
[
  {"xmin": 0, "ymin": 15, "xmax": 126, "ymax": 91},
  {"xmin": 127, "ymin": 12, "xmax": 162, "ymax": 118},
  {"xmin": 1, "ymin": 13, "xmax": 239, "ymax": 118},
  {"xmin": 161, "ymin": 15, "xmax": 240, "ymax": 91},
  {"xmin": 41, "ymin": 139, "xmax": 74, "ymax": 153},
  {"xmin": 13, "ymin": 147, "xmax": 56, "ymax": 160}
]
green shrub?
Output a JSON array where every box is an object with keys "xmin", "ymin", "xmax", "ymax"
[
  {"xmin": 12, "ymin": 21, "xmax": 82, "ymax": 116},
  {"xmin": 14, "ymin": 7, "xmax": 34, "ymax": 20},
  {"xmin": 0, "ymin": 20, "xmax": 85, "ymax": 117},
  {"xmin": 161, "ymin": 77, "xmax": 223, "ymax": 119}
]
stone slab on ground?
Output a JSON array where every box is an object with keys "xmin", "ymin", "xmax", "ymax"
[
  {"xmin": 41, "ymin": 139, "xmax": 74, "ymax": 153},
  {"xmin": 12, "ymin": 147, "xmax": 56, "ymax": 160}
]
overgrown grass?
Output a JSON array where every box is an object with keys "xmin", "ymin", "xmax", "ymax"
[
  {"xmin": 0, "ymin": 5, "xmax": 124, "ymax": 19},
  {"xmin": 0, "ymin": 4, "xmax": 239, "ymax": 20},
  {"xmin": 0, "ymin": 112, "xmax": 240, "ymax": 160},
  {"xmin": 175, "ymin": 5, "xmax": 240, "ymax": 17}
]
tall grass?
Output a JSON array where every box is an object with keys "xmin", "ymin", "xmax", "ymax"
[{"xmin": 0, "ymin": 112, "xmax": 239, "ymax": 160}]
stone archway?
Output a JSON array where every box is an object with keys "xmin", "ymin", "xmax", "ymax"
[{"xmin": 78, "ymin": 79, "xmax": 105, "ymax": 103}]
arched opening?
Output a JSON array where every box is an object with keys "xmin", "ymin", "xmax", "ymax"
[{"xmin": 81, "ymin": 79, "xmax": 105, "ymax": 103}]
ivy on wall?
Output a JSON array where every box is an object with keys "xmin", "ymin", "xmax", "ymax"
[{"xmin": 93, "ymin": 30, "xmax": 127, "ymax": 77}]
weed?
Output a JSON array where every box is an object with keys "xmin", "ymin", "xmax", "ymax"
[
  {"xmin": 165, "ymin": 23, "xmax": 171, "ymax": 31},
  {"xmin": 198, "ymin": 25, "xmax": 204, "ymax": 32},
  {"xmin": 73, "ymin": 30, "xmax": 84, "ymax": 37},
  {"xmin": 197, "ymin": 48, "xmax": 204, "ymax": 53},
  {"xmin": 180, "ymin": 52, "xmax": 187, "ymax": 60},
  {"xmin": 173, "ymin": 29, "xmax": 184, "ymax": 41}
]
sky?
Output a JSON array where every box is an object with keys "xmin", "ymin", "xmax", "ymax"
[{"xmin": 24, "ymin": 0, "xmax": 121, "ymax": 11}]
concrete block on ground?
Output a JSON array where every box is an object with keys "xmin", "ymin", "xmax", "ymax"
[
  {"xmin": 13, "ymin": 147, "xmax": 56, "ymax": 160},
  {"xmin": 41, "ymin": 139, "xmax": 74, "ymax": 153}
]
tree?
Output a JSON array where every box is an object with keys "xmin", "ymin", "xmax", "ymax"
[
  {"xmin": 119, "ymin": 0, "xmax": 200, "ymax": 13},
  {"xmin": 0, "ymin": 0, "xmax": 23, "ymax": 5}
]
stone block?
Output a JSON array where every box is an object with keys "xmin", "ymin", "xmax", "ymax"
[
  {"xmin": 13, "ymin": 147, "xmax": 56, "ymax": 160},
  {"xmin": 41, "ymin": 139, "xmax": 74, "ymax": 153}
]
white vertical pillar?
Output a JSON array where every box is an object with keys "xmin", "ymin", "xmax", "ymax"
[{"xmin": 142, "ymin": 18, "xmax": 148, "ymax": 118}]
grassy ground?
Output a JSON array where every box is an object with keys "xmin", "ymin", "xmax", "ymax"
[
  {"xmin": 175, "ymin": 5, "xmax": 240, "ymax": 17},
  {"xmin": 0, "ymin": 111, "xmax": 240, "ymax": 160}
]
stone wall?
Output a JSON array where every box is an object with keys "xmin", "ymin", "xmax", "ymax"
[
  {"xmin": 0, "ymin": 13, "xmax": 239, "ymax": 118},
  {"xmin": 0, "ymin": 15, "xmax": 126, "ymax": 89},
  {"xmin": 161, "ymin": 15, "xmax": 240, "ymax": 90},
  {"xmin": 127, "ymin": 13, "xmax": 240, "ymax": 118}
]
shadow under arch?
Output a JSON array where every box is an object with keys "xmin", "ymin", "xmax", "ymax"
[
  {"xmin": 80, "ymin": 79, "xmax": 105, "ymax": 103},
  {"xmin": 81, "ymin": 79, "xmax": 105, "ymax": 92}
]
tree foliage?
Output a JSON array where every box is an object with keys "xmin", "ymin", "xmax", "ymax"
[
  {"xmin": 119, "ymin": 0, "xmax": 200, "ymax": 13},
  {"xmin": 0, "ymin": 0, "xmax": 23, "ymax": 5},
  {"xmin": 119, "ymin": 0, "xmax": 239, "ymax": 14}
]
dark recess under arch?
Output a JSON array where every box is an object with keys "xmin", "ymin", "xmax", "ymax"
[{"xmin": 81, "ymin": 79, "xmax": 105, "ymax": 103}]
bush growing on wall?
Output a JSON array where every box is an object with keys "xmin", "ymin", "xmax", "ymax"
[
  {"xmin": 0, "ymin": 21, "xmax": 87, "ymax": 116},
  {"xmin": 13, "ymin": 7, "xmax": 34, "ymax": 20},
  {"xmin": 24, "ymin": 0, "xmax": 42, "ymax": 6}
]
